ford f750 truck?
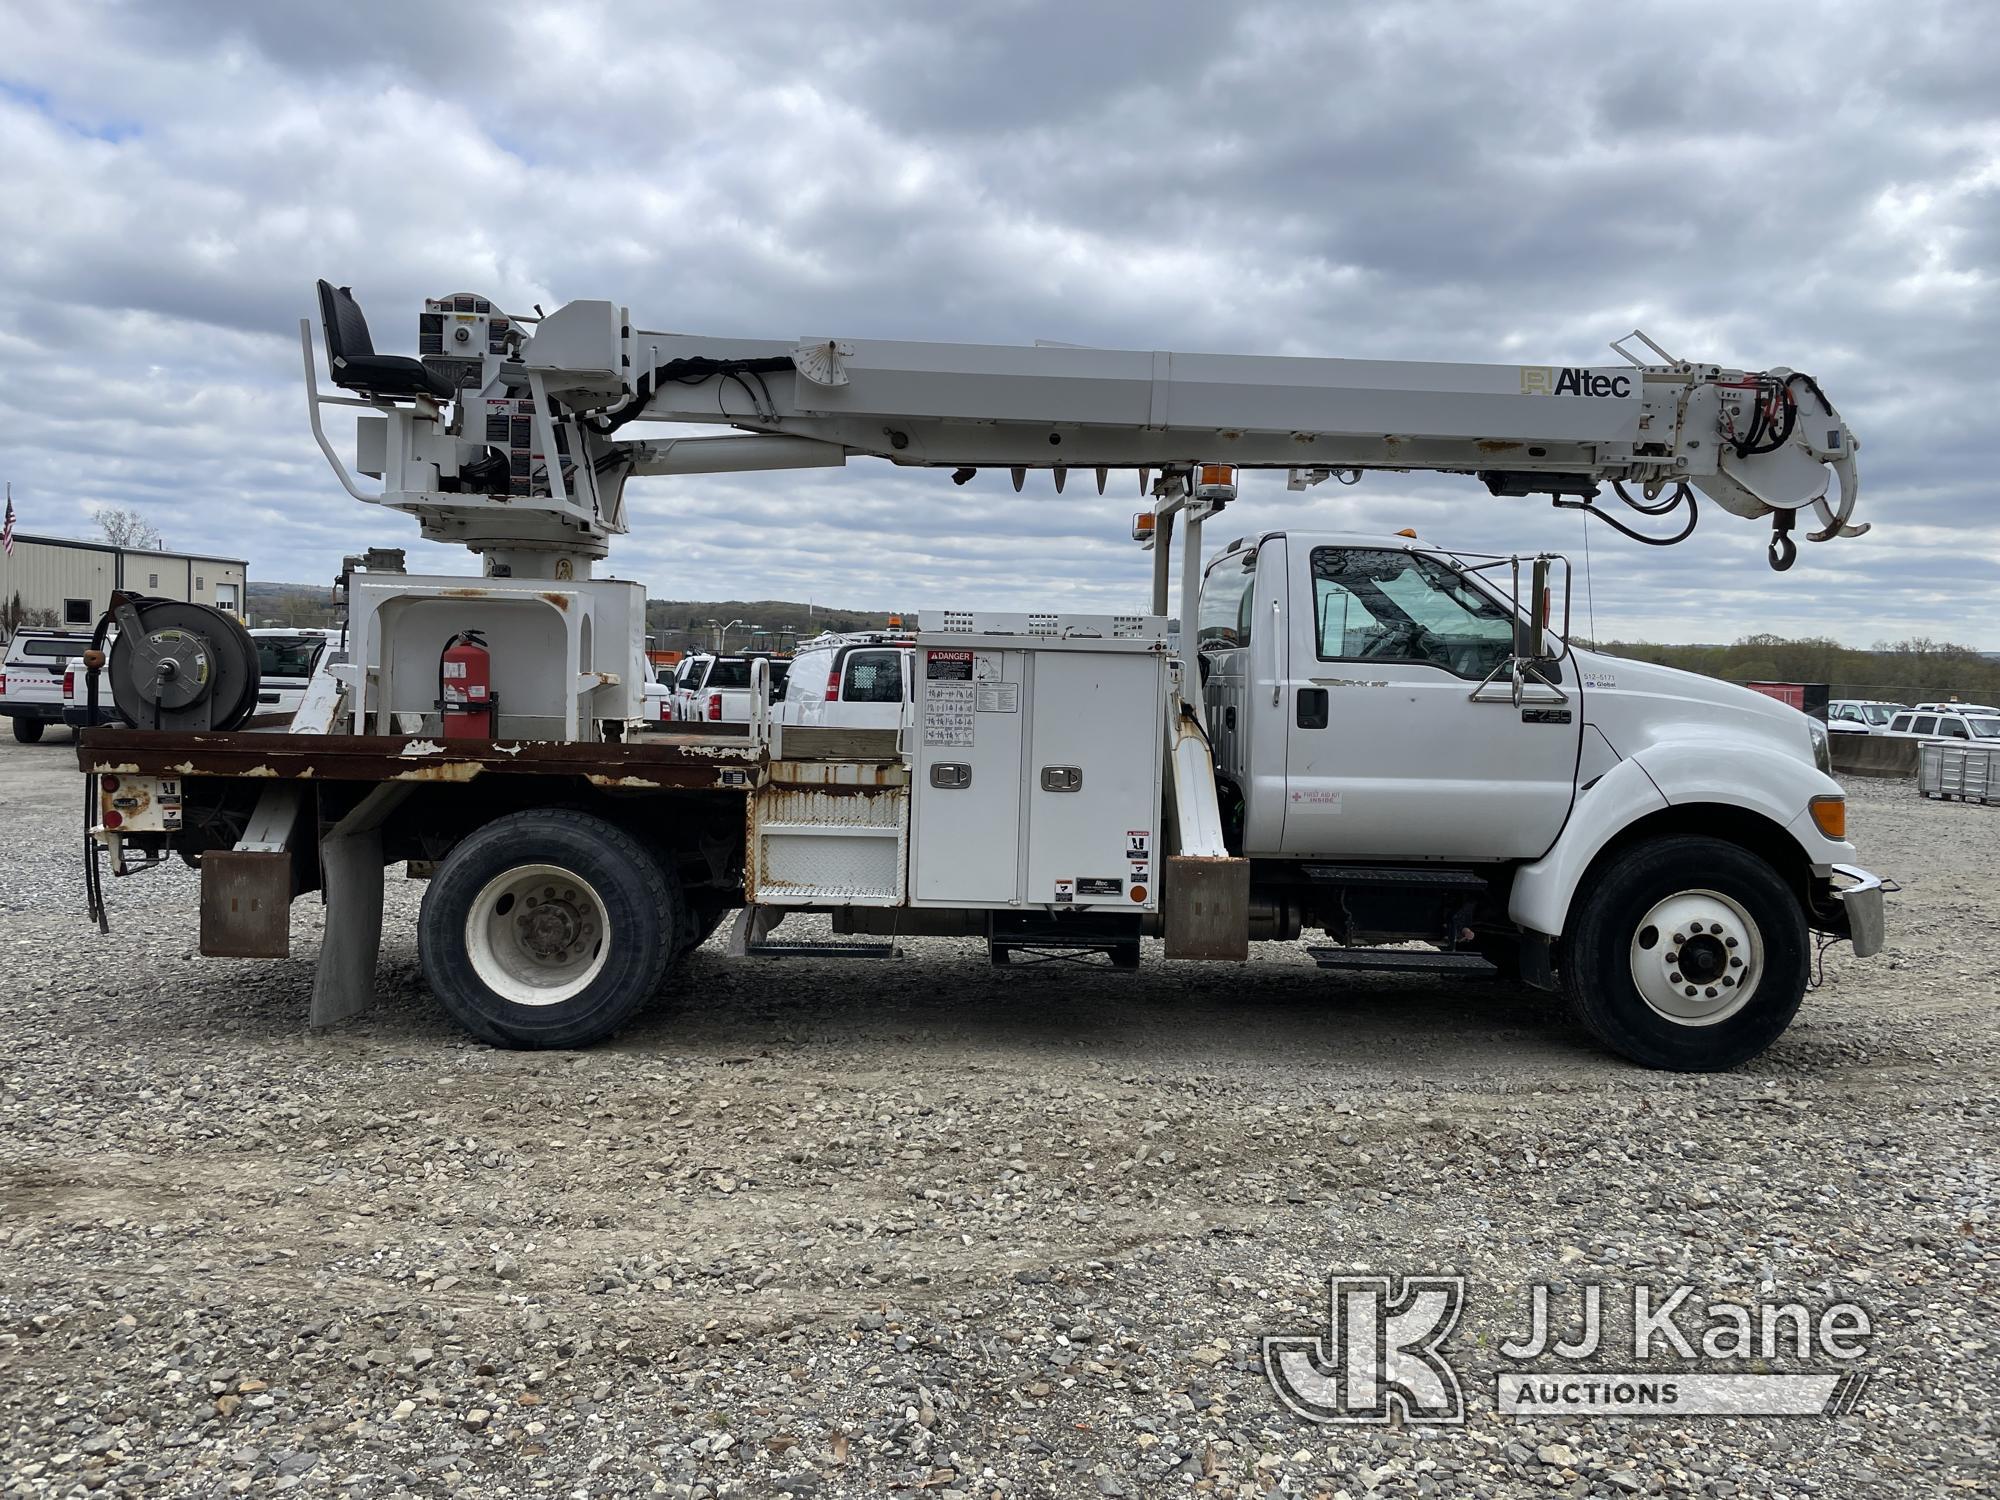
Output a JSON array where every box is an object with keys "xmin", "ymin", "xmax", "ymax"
[{"xmin": 71, "ymin": 284, "xmax": 1883, "ymax": 1070}]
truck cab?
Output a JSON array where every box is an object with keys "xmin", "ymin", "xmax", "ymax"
[{"xmin": 1199, "ymin": 531, "xmax": 1876, "ymax": 1070}]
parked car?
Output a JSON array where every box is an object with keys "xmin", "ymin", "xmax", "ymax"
[
  {"xmin": 1826, "ymin": 699, "xmax": 1909, "ymax": 734},
  {"xmin": 1885, "ymin": 709, "xmax": 2000, "ymax": 741},
  {"xmin": 778, "ymin": 631, "xmax": 913, "ymax": 731},
  {"xmin": 1, "ymin": 629, "xmax": 92, "ymax": 742}
]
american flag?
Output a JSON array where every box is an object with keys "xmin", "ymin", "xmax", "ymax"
[{"xmin": 2, "ymin": 485, "xmax": 13, "ymax": 556}]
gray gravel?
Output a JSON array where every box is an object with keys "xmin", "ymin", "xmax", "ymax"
[{"xmin": 1, "ymin": 734, "xmax": 1994, "ymax": 1498}]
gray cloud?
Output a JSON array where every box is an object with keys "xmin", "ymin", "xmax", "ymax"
[{"xmin": 0, "ymin": 0, "xmax": 1994, "ymax": 645}]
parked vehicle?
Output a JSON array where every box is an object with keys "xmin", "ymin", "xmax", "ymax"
[
  {"xmin": 1911, "ymin": 701, "xmax": 1999, "ymax": 717},
  {"xmin": 677, "ymin": 653, "xmax": 789, "ymax": 728},
  {"xmin": 643, "ymin": 663, "xmax": 673, "ymax": 727},
  {"xmin": 71, "ymin": 278, "xmax": 1887, "ymax": 1071},
  {"xmin": 778, "ymin": 631, "xmax": 913, "ymax": 731},
  {"xmin": 1826, "ymin": 699, "xmax": 1908, "ymax": 734},
  {"xmin": 248, "ymin": 629, "xmax": 341, "ymax": 720},
  {"xmin": 1, "ymin": 629, "xmax": 91, "ymax": 742},
  {"xmin": 1885, "ymin": 709, "xmax": 2000, "ymax": 741}
]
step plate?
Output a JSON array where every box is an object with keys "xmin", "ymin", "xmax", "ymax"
[
  {"xmin": 1300, "ymin": 864, "xmax": 1487, "ymax": 890},
  {"xmin": 747, "ymin": 942, "xmax": 900, "ymax": 960},
  {"xmin": 1307, "ymin": 946, "xmax": 1498, "ymax": 975}
]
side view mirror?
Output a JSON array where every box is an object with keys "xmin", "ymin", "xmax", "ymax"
[{"xmin": 1517, "ymin": 557, "xmax": 1552, "ymax": 662}]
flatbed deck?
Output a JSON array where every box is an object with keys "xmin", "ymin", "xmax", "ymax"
[
  {"xmin": 76, "ymin": 726, "xmax": 766, "ymax": 789},
  {"xmin": 75, "ymin": 724, "xmax": 905, "ymax": 788}
]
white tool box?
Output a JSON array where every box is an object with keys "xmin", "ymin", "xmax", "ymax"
[{"xmin": 909, "ymin": 611, "xmax": 1169, "ymax": 911}]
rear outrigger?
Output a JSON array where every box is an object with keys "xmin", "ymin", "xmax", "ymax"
[{"xmin": 74, "ymin": 284, "xmax": 1884, "ymax": 1069}]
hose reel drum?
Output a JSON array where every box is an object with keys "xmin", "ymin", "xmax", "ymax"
[{"xmin": 105, "ymin": 598, "xmax": 262, "ymax": 732}]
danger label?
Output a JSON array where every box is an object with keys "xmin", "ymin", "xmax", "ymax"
[{"xmin": 926, "ymin": 649, "xmax": 973, "ymax": 681}]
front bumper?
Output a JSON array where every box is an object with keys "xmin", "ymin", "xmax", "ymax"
[{"xmin": 1828, "ymin": 863, "xmax": 1886, "ymax": 958}]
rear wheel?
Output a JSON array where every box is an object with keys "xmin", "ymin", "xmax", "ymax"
[
  {"xmin": 420, "ymin": 809, "xmax": 681, "ymax": 1048},
  {"xmin": 1561, "ymin": 836, "xmax": 1808, "ymax": 1071},
  {"xmin": 12, "ymin": 717, "xmax": 44, "ymax": 744}
]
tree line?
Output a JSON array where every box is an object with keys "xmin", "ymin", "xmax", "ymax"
[{"xmin": 1597, "ymin": 634, "xmax": 2000, "ymax": 703}]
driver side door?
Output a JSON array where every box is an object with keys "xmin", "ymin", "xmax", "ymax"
[{"xmin": 1277, "ymin": 543, "xmax": 1581, "ymax": 861}]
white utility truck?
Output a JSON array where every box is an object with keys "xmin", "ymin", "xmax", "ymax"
[{"xmin": 72, "ymin": 286, "xmax": 1882, "ymax": 1070}]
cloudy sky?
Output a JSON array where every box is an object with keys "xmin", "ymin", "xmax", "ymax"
[{"xmin": 1, "ymin": 1, "xmax": 1995, "ymax": 646}]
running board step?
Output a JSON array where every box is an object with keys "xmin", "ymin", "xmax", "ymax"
[
  {"xmin": 746, "ymin": 942, "xmax": 901, "ymax": 959},
  {"xmin": 1300, "ymin": 865, "xmax": 1487, "ymax": 890},
  {"xmin": 1307, "ymin": 947, "xmax": 1497, "ymax": 975}
]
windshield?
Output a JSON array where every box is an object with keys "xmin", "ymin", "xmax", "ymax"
[
  {"xmin": 1970, "ymin": 718, "xmax": 2000, "ymax": 739},
  {"xmin": 1862, "ymin": 704, "xmax": 1897, "ymax": 725},
  {"xmin": 254, "ymin": 636, "xmax": 326, "ymax": 679}
]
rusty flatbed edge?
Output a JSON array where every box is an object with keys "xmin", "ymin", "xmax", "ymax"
[{"xmin": 75, "ymin": 727, "xmax": 764, "ymax": 788}]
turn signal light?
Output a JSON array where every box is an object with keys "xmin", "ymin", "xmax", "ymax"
[{"xmin": 1808, "ymin": 796, "xmax": 1846, "ymax": 840}]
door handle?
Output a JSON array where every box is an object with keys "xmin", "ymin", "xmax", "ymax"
[
  {"xmin": 1040, "ymin": 765, "xmax": 1083, "ymax": 792},
  {"xmin": 1296, "ymin": 687, "xmax": 1328, "ymax": 729}
]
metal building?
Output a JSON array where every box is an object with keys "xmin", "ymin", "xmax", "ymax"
[{"xmin": 0, "ymin": 534, "xmax": 248, "ymax": 631}]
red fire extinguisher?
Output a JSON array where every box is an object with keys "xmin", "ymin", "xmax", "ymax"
[{"xmin": 438, "ymin": 630, "xmax": 496, "ymax": 738}]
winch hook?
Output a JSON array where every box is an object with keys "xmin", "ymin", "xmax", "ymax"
[{"xmin": 1768, "ymin": 512, "xmax": 1797, "ymax": 572}]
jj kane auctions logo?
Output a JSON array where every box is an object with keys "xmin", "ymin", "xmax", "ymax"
[{"xmin": 1266, "ymin": 1274, "xmax": 1873, "ymax": 1425}]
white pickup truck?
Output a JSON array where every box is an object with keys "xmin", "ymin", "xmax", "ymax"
[
  {"xmin": 1, "ymin": 628, "xmax": 92, "ymax": 742},
  {"xmin": 676, "ymin": 652, "xmax": 790, "ymax": 730}
]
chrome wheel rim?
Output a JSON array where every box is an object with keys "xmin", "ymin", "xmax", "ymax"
[
  {"xmin": 464, "ymin": 863, "xmax": 610, "ymax": 1006},
  {"xmin": 1628, "ymin": 888, "xmax": 1762, "ymax": 1026}
]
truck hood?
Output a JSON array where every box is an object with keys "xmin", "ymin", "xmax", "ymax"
[{"xmin": 1569, "ymin": 647, "xmax": 1820, "ymax": 767}]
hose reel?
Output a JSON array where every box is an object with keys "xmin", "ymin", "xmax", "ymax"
[{"xmin": 103, "ymin": 597, "xmax": 262, "ymax": 731}]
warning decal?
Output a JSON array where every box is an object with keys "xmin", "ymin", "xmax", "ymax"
[
  {"xmin": 926, "ymin": 649, "xmax": 973, "ymax": 681},
  {"xmin": 924, "ymin": 684, "xmax": 975, "ymax": 747}
]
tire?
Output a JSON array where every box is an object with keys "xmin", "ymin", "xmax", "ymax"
[
  {"xmin": 419, "ymin": 809, "xmax": 682, "ymax": 1049},
  {"xmin": 1561, "ymin": 836, "xmax": 1808, "ymax": 1071},
  {"xmin": 12, "ymin": 717, "xmax": 44, "ymax": 744}
]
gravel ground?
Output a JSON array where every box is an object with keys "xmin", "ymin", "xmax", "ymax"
[{"xmin": 0, "ymin": 733, "xmax": 1994, "ymax": 1499}]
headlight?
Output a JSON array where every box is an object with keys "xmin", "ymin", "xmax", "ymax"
[{"xmin": 1807, "ymin": 719, "xmax": 1831, "ymax": 775}]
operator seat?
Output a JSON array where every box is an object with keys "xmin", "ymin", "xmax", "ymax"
[{"xmin": 316, "ymin": 280, "xmax": 458, "ymax": 401}]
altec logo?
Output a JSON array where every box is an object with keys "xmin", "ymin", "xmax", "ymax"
[{"xmin": 1520, "ymin": 366, "xmax": 1633, "ymax": 398}]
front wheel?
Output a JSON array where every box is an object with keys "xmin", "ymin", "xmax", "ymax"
[
  {"xmin": 12, "ymin": 717, "xmax": 44, "ymax": 744},
  {"xmin": 419, "ymin": 809, "xmax": 682, "ymax": 1048},
  {"xmin": 1561, "ymin": 836, "xmax": 1808, "ymax": 1071}
]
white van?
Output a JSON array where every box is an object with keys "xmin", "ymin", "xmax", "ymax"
[{"xmin": 778, "ymin": 632, "xmax": 913, "ymax": 731}]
